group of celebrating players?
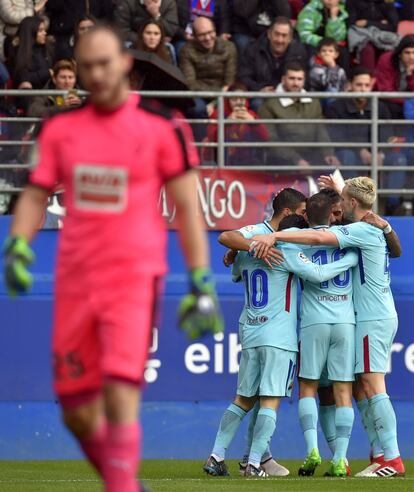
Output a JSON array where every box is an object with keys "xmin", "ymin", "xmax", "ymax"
[
  {"xmin": 0, "ymin": 18, "xmax": 406, "ymax": 491},
  {"xmin": 204, "ymin": 176, "xmax": 405, "ymax": 479}
]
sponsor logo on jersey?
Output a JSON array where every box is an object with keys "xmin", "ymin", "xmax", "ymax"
[
  {"xmin": 317, "ymin": 294, "xmax": 349, "ymax": 302},
  {"xmin": 246, "ymin": 315, "xmax": 269, "ymax": 325},
  {"xmin": 298, "ymin": 252, "xmax": 310, "ymax": 263},
  {"xmin": 339, "ymin": 226, "xmax": 349, "ymax": 235},
  {"xmin": 74, "ymin": 164, "xmax": 128, "ymax": 212}
]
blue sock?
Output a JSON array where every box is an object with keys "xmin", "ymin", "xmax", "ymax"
[
  {"xmin": 369, "ymin": 393, "xmax": 400, "ymax": 461},
  {"xmin": 333, "ymin": 406, "xmax": 354, "ymax": 463},
  {"xmin": 356, "ymin": 398, "xmax": 383, "ymax": 457},
  {"xmin": 212, "ymin": 403, "xmax": 247, "ymax": 460},
  {"xmin": 248, "ymin": 408, "xmax": 277, "ymax": 468},
  {"xmin": 319, "ymin": 405, "xmax": 336, "ymax": 456},
  {"xmin": 299, "ymin": 397, "xmax": 318, "ymax": 455},
  {"xmin": 243, "ymin": 402, "xmax": 272, "ymax": 463}
]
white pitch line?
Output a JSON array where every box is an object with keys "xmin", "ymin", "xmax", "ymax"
[{"xmin": 0, "ymin": 478, "xmax": 412, "ymax": 483}]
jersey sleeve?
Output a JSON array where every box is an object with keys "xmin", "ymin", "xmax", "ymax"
[
  {"xmin": 29, "ymin": 120, "xmax": 60, "ymax": 191},
  {"xmin": 283, "ymin": 244, "xmax": 359, "ymax": 283},
  {"xmin": 237, "ymin": 224, "xmax": 263, "ymax": 239},
  {"xmin": 330, "ymin": 223, "xmax": 370, "ymax": 249},
  {"xmin": 158, "ymin": 115, "xmax": 199, "ymax": 182},
  {"xmin": 231, "ymin": 251, "xmax": 246, "ymax": 282}
]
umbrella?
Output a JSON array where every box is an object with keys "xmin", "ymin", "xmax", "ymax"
[{"xmin": 130, "ymin": 49, "xmax": 195, "ymax": 111}]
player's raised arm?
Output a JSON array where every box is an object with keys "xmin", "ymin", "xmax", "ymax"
[
  {"xmin": 361, "ymin": 211, "xmax": 402, "ymax": 258},
  {"xmin": 219, "ymin": 230, "xmax": 253, "ymax": 252},
  {"xmin": 283, "ymin": 245, "xmax": 358, "ymax": 284},
  {"xmin": 252, "ymin": 230, "xmax": 339, "ymax": 259}
]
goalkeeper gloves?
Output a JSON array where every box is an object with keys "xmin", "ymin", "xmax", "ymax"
[
  {"xmin": 3, "ymin": 236, "xmax": 35, "ymax": 296},
  {"xmin": 178, "ymin": 267, "xmax": 224, "ymax": 340}
]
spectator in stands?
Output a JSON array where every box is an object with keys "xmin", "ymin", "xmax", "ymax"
[
  {"xmin": 238, "ymin": 17, "xmax": 307, "ymax": 108},
  {"xmin": 325, "ymin": 66, "xmax": 393, "ymax": 165},
  {"xmin": 219, "ymin": 0, "xmax": 292, "ymax": 56},
  {"xmin": 0, "ymin": 0, "xmax": 47, "ymax": 62},
  {"xmin": 28, "ymin": 59, "xmax": 81, "ymax": 118},
  {"xmin": 46, "ymin": 0, "xmax": 114, "ymax": 59},
  {"xmin": 309, "ymin": 37, "xmax": 347, "ymax": 93},
  {"xmin": 68, "ymin": 14, "xmax": 97, "ymax": 59},
  {"xmin": 204, "ymin": 81, "xmax": 269, "ymax": 165},
  {"xmin": 12, "ymin": 16, "xmax": 54, "ymax": 89},
  {"xmin": 180, "ymin": 16, "xmax": 237, "ymax": 120},
  {"xmin": 375, "ymin": 35, "xmax": 414, "ymax": 118},
  {"xmin": 258, "ymin": 61, "xmax": 339, "ymax": 167},
  {"xmin": 136, "ymin": 20, "xmax": 173, "ymax": 63},
  {"xmin": 347, "ymin": 0, "xmax": 399, "ymax": 71},
  {"xmin": 114, "ymin": 0, "xmax": 179, "ymax": 47},
  {"xmin": 296, "ymin": 0, "xmax": 349, "ymax": 72}
]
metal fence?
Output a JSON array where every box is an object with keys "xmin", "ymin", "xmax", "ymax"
[{"xmin": 0, "ymin": 89, "xmax": 413, "ymax": 213}]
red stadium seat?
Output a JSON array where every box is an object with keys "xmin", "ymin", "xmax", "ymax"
[{"xmin": 398, "ymin": 21, "xmax": 414, "ymax": 36}]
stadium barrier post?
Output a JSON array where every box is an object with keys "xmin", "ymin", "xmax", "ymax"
[
  {"xmin": 371, "ymin": 93, "xmax": 379, "ymax": 213},
  {"xmin": 217, "ymin": 94, "xmax": 225, "ymax": 168}
]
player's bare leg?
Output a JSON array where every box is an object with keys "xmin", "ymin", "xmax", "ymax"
[
  {"xmin": 298, "ymin": 379, "xmax": 321, "ymax": 476},
  {"xmin": 356, "ymin": 373, "xmax": 404, "ymax": 477},
  {"xmin": 245, "ymin": 397, "xmax": 280, "ymax": 478},
  {"xmin": 324, "ymin": 382, "xmax": 354, "ymax": 477}
]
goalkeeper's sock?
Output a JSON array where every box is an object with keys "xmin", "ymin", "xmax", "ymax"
[
  {"xmin": 368, "ymin": 394, "xmax": 400, "ymax": 460},
  {"xmin": 212, "ymin": 403, "xmax": 247, "ymax": 460},
  {"xmin": 319, "ymin": 404, "xmax": 336, "ymax": 455},
  {"xmin": 79, "ymin": 418, "xmax": 107, "ymax": 475},
  {"xmin": 356, "ymin": 398, "xmax": 383, "ymax": 457},
  {"xmin": 248, "ymin": 408, "xmax": 277, "ymax": 468},
  {"xmin": 299, "ymin": 397, "xmax": 318, "ymax": 454},
  {"xmin": 333, "ymin": 406, "xmax": 354, "ymax": 464},
  {"xmin": 103, "ymin": 421, "xmax": 140, "ymax": 492}
]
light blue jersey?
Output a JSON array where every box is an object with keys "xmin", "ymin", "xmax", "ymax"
[
  {"xmin": 299, "ymin": 226, "xmax": 357, "ymax": 328},
  {"xmin": 232, "ymin": 222, "xmax": 358, "ymax": 351},
  {"xmin": 331, "ymin": 222, "xmax": 397, "ymax": 322}
]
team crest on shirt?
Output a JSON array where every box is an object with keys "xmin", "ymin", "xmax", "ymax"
[
  {"xmin": 297, "ymin": 252, "xmax": 310, "ymax": 264},
  {"xmin": 74, "ymin": 164, "xmax": 128, "ymax": 212}
]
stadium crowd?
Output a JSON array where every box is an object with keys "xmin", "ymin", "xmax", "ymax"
[{"xmin": 0, "ymin": 1, "xmax": 413, "ymax": 213}]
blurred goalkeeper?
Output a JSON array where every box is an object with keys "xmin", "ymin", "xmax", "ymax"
[{"xmin": 3, "ymin": 25, "xmax": 222, "ymax": 492}]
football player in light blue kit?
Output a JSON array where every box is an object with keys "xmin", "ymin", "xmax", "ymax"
[
  {"xmin": 252, "ymin": 177, "xmax": 405, "ymax": 478},
  {"xmin": 295, "ymin": 193, "xmax": 357, "ymax": 478},
  {"xmin": 203, "ymin": 213, "xmax": 358, "ymax": 477},
  {"xmin": 222, "ymin": 188, "xmax": 307, "ymax": 477}
]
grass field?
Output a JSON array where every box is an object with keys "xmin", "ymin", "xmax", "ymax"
[{"xmin": 0, "ymin": 460, "xmax": 412, "ymax": 492}]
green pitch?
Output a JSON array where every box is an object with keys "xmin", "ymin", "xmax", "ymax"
[{"xmin": 0, "ymin": 460, "xmax": 412, "ymax": 491}]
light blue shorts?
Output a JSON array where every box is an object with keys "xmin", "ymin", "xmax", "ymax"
[
  {"xmin": 299, "ymin": 323, "xmax": 355, "ymax": 382},
  {"xmin": 237, "ymin": 346, "xmax": 297, "ymax": 398},
  {"xmin": 355, "ymin": 318, "xmax": 398, "ymax": 374}
]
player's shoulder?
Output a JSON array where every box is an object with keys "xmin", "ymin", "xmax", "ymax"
[
  {"xmin": 239, "ymin": 222, "xmax": 270, "ymax": 236},
  {"xmin": 137, "ymin": 97, "xmax": 181, "ymax": 127},
  {"xmin": 332, "ymin": 221, "xmax": 377, "ymax": 236},
  {"xmin": 38, "ymin": 103, "xmax": 88, "ymax": 136}
]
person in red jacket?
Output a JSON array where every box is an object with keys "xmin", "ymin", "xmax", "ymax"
[
  {"xmin": 204, "ymin": 82, "xmax": 269, "ymax": 165},
  {"xmin": 375, "ymin": 35, "xmax": 414, "ymax": 118}
]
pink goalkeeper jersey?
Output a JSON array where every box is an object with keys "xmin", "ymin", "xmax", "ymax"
[{"xmin": 30, "ymin": 94, "xmax": 198, "ymax": 293}]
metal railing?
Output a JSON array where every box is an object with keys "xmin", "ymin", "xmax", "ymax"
[{"xmin": 0, "ymin": 90, "xmax": 413, "ymax": 213}]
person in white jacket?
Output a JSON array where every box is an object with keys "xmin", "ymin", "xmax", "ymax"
[{"xmin": 0, "ymin": 0, "xmax": 47, "ymax": 61}]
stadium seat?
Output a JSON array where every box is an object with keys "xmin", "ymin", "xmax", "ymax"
[{"xmin": 398, "ymin": 21, "xmax": 414, "ymax": 36}]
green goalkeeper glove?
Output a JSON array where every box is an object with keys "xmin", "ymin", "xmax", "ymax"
[
  {"xmin": 3, "ymin": 236, "xmax": 35, "ymax": 296},
  {"xmin": 178, "ymin": 267, "xmax": 224, "ymax": 340}
]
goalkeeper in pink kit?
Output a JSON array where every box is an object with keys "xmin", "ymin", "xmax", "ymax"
[{"xmin": 3, "ymin": 26, "xmax": 222, "ymax": 492}]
